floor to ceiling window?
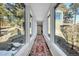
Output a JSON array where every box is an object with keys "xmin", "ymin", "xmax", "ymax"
[
  {"xmin": 0, "ymin": 3, "xmax": 25, "ymax": 56},
  {"xmin": 29, "ymin": 14, "xmax": 32, "ymax": 37},
  {"xmin": 55, "ymin": 3, "xmax": 79, "ymax": 56},
  {"xmin": 47, "ymin": 12, "xmax": 50, "ymax": 37}
]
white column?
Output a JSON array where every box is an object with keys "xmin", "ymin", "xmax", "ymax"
[
  {"xmin": 25, "ymin": 4, "xmax": 30, "ymax": 43},
  {"xmin": 45, "ymin": 17, "xmax": 48, "ymax": 36},
  {"xmin": 43, "ymin": 20, "xmax": 45, "ymax": 35},
  {"xmin": 35, "ymin": 20, "xmax": 37, "ymax": 35},
  {"xmin": 50, "ymin": 6, "xmax": 54, "ymax": 42},
  {"xmin": 32, "ymin": 17, "xmax": 37, "ymax": 36},
  {"xmin": 43, "ymin": 17, "xmax": 48, "ymax": 36},
  {"xmin": 31, "ymin": 17, "xmax": 33, "ymax": 35}
]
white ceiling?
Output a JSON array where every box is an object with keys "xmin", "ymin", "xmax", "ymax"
[{"xmin": 30, "ymin": 3, "xmax": 53, "ymax": 22}]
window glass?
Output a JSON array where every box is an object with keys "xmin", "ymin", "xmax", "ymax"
[
  {"xmin": 55, "ymin": 3, "xmax": 79, "ymax": 55},
  {"xmin": 29, "ymin": 14, "xmax": 32, "ymax": 36},
  {"xmin": 48, "ymin": 15, "xmax": 50, "ymax": 36},
  {"xmin": 0, "ymin": 3, "xmax": 25, "ymax": 56}
]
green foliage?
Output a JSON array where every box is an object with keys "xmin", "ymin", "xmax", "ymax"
[
  {"xmin": 0, "ymin": 3, "xmax": 25, "ymax": 26},
  {"xmin": 0, "ymin": 4, "xmax": 6, "ymax": 18},
  {"xmin": 69, "ymin": 3, "xmax": 79, "ymax": 24},
  {"xmin": 63, "ymin": 11, "xmax": 73, "ymax": 23},
  {"xmin": 62, "ymin": 3, "xmax": 79, "ymax": 49},
  {"xmin": 70, "ymin": 3, "xmax": 79, "ymax": 12}
]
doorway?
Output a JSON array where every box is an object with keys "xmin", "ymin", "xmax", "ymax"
[{"xmin": 37, "ymin": 25, "xmax": 43, "ymax": 35}]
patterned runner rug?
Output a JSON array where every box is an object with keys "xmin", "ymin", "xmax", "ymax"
[{"xmin": 29, "ymin": 35, "xmax": 52, "ymax": 56}]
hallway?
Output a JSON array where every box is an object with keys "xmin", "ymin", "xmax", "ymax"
[
  {"xmin": 29, "ymin": 35, "xmax": 52, "ymax": 56},
  {"xmin": 0, "ymin": 3, "xmax": 68, "ymax": 56}
]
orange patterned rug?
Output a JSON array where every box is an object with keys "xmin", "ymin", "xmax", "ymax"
[{"xmin": 29, "ymin": 35, "xmax": 52, "ymax": 56}]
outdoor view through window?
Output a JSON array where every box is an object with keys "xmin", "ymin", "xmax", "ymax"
[
  {"xmin": 0, "ymin": 3, "xmax": 25, "ymax": 56},
  {"xmin": 48, "ymin": 14, "xmax": 50, "ymax": 36},
  {"xmin": 55, "ymin": 3, "xmax": 79, "ymax": 56}
]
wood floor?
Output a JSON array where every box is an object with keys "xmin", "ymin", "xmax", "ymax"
[{"xmin": 29, "ymin": 35, "xmax": 52, "ymax": 56}]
